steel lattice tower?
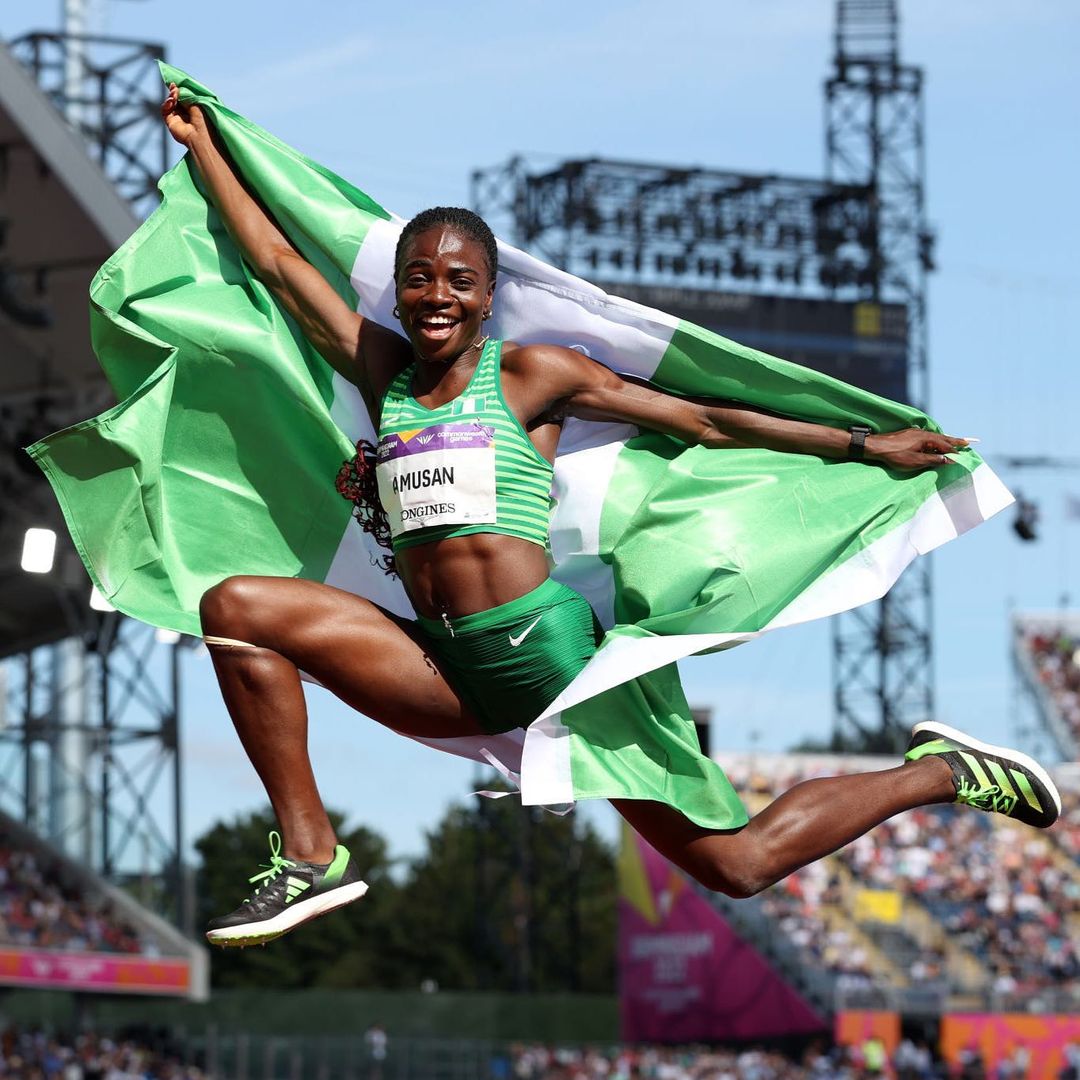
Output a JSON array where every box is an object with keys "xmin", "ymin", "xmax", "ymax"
[
  {"xmin": 0, "ymin": 22, "xmax": 192, "ymax": 929},
  {"xmin": 827, "ymin": 0, "xmax": 934, "ymax": 750}
]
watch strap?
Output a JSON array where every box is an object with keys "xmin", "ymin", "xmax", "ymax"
[{"xmin": 848, "ymin": 425, "xmax": 872, "ymax": 461}]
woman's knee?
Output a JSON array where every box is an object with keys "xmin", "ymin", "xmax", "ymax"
[{"xmin": 200, "ymin": 575, "xmax": 274, "ymax": 639}]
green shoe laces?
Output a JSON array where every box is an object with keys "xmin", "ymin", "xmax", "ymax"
[
  {"xmin": 246, "ymin": 831, "xmax": 297, "ymax": 898},
  {"xmin": 955, "ymin": 779, "xmax": 1017, "ymax": 816}
]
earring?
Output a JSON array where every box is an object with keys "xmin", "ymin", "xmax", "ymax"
[
  {"xmin": 482, "ymin": 310, "xmax": 492, "ymax": 321},
  {"xmin": 393, "ymin": 305, "xmax": 400, "ymax": 319}
]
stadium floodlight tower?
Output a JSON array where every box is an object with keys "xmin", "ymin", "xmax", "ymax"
[
  {"xmin": 0, "ymin": 10, "xmax": 191, "ymax": 930},
  {"xmin": 826, "ymin": 0, "xmax": 935, "ymax": 752},
  {"xmin": 11, "ymin": 0, "xmax": 168, "ymax": 218}
]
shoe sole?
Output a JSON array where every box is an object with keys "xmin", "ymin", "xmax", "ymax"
[
  {"xmin": 206, "ymin": 880, "xmax": 370, "ymax": 948},
  {"xmin": 912, "ymin": 720, "xmax": 1062, "ymax": 818}
]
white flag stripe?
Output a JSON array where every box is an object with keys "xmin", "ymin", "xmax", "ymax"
[{"xmin": 515, "ymin": 461, "xmax": 1011, "ymax": 807}]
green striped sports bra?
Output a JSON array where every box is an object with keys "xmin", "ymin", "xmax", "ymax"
[{"xmin": 375, "ymin": 339, "xmax": 554, "ymax": 553}]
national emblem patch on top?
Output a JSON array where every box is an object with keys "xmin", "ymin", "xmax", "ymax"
[{"xmin": 451, "ymin": 396, "xmax": 487, "ymax": 416}]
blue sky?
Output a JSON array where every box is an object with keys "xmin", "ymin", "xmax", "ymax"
[{"xmin": 5, "ymin": 1, "xmax": 1079, "ymax": 862}]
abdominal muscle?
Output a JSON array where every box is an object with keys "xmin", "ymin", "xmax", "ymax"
[{"xmin": 397, "ymin": 533, "xmax": 552, "ymax": 619}]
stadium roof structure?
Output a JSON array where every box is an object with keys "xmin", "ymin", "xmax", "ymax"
[
  {"xmin": 0, "ymin": 39, "xmax": 138, "ymax": 657},
  {"xmin": 1013, "ymin": 611, "xmax": 1080, "ymax": 761}
]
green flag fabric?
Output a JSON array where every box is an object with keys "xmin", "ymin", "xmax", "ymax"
[{"xmin": 30, "ymin": 66, "xmax": 1012, "ymax": 828}]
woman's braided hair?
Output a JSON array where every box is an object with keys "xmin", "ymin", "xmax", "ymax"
[
  {"xmin": 335, "ymin": 438, "xmax": 395, "ymax": 576},
  {"xmin": 335, "ymin": 208, "xmax": 498, "ymax": 577},
  {"xmin": 393, "ymin": 206, "xmax": 498, "ymax": 282}
]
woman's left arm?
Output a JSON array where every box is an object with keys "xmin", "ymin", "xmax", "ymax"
[{"xmin": 525, "ymin": 345, "xmax": 967, "ymax": 472}]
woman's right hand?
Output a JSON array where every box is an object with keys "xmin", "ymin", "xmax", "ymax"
[{"xmin": 161, "ymin": 83, "xmax": 207, "ymax": 147}]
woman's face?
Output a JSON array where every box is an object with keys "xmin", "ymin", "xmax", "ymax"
[{"xmin": 395, "ymin": 225, "xmax": 494, "ymax": 363}]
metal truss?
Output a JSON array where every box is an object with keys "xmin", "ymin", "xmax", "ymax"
[
  {"xmin": 832, "ymin": 561, "xmax": 933, "ymax": 752},
  {"xmin": 826, "ymin": 0, "xmax": 931, "ymax": 409},
  {"xmin": 474, "ymin": 155, "xmax": 876, "ymax": 300},
  {"xmin": 0, "ymin": 26, "xmax": 188, "ymax": 925},
  {"xmin": 827, "ymin": 0, "xmax": 934, "ymax": 750},
  {"xmin": 0, "ymin": 614, "xmax": 191, "ymax": 930},
  {"xmin": 0, "ymin": 358, "xmax": 190, "ymax": 935},
  {"xmin": 8, "ymin": 31, "xmax": 169, "ymax": 218}
]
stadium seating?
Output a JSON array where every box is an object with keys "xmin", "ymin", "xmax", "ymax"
[
  {"xmin": 0, "ymin": 1028, "xmax": 205, "ymax": 1078},
  {"xmin": 0, "ymin": 808, "xmax": 208, "ymax": 1000},
  {"xmin": 507, "ymin": 1039, "xmax": 941, "ymax": 1078},
  {"xmin": 1014, "ymin": 616, "xmax": 1080, "ymax": 759},
  {"xmin": 0, "ymin": 847, "xmax": 150, "ymax": 954},
  {"xmin": 509, "ymin": 1041, "xmax": 833, "ymax": 1078},
  {"xmin": 719, "ymin": 753, "xmax": 1080, "ymax": 1013}
]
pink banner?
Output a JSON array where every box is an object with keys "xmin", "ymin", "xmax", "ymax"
[
  {"xmin": 0, "ymin": 947, "xmax": 190, "ymax": 996},
  {"xmin": 618, "ymin": 826, "xmax": 825, "ymax": 1042}
]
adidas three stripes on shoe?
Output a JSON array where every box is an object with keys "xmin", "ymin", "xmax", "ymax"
[
  {"xmin": 206, "ymin": 831, "xmax": 369, "ymax": 947},
  {"xmin": 904, "ymin": 721, "xmax": 1061, "ymax": 829}
]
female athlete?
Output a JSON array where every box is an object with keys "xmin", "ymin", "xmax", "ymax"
[{"xmin": 161, "ymin": 85, "xmax": 1060, "ymax": 948}]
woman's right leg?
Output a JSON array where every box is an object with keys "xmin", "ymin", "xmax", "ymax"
[{"xmin": 199, "ymin": 575, "xmax": 488, "ymax": 863}]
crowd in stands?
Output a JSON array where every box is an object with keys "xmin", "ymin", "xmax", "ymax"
[
  {"xmin": 723, "ymin": 756, "xmax": 1080, "ymax": 1007},
  {"xmin": 757, "ymin": 858, "xmax": 883, "ymax": 994},
  {"xmin": 0, "ymin": 1028, "xmax": 205, "ymax": 1079},
  {"xmin": 839, "ymin": 805, "xmax": 1080, "ymax": 1005},
  {"xmin": 1017, "ymin": 623, "xmax": 1080, "ymax": 749},
  {"xmin": 0, "ymin": 848, "xmax": 155, "ymax": 956},
  {"xmin": 505, "ymin": 1038, "xmax": 1080, "ymax": 1079},
  {"xmin": 506, "ymin": 1038, "xmax": 960, "ymax": 1079},
  {"xmin": 509, "ymin": 1041, "xmax": 842, "ymax": 1079}
]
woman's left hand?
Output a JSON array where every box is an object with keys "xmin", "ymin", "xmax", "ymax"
[{"xmin": 865, "ymin": 429, "xmax": 970, "ymax": 471}]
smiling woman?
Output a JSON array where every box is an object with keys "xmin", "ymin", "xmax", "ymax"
[{"xmin": 140, "ymin": 78, "xmax": 1066, "ymax": 950}]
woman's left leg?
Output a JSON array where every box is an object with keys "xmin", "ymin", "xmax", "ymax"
[{"xmin": 612, "ymin": 756, "xmax": 955, "ymax": 898}]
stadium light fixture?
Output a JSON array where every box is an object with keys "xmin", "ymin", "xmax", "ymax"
[
  {"xmin": 89, "ymin": 586, "xmax": 116, "ymax": 612},
  {"xmin": 21, "ymin": 528, "xmax": 57, "ymax": 573},
  {"xmin": 1012, "ymin": 496, "xmax": 1039, "ymax": 542}
]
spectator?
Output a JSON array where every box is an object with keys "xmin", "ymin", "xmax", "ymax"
[{"xmin": 0, "ymin": 848, "xmax": 161, "ymax": 957}]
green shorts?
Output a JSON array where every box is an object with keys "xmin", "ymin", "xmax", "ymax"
[{"xmin": 417, "ymin": 578, "xmax": 602, "ymax": 735}]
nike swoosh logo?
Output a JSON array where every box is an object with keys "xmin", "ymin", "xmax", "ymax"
[{"xmin": 508, "ymin": 615, "xmax": 543, "ymax": 648}]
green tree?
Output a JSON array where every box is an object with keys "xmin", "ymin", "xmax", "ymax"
[{"xmin": 379, "ymin": 800, "xmax": 616, "ymax": 993}]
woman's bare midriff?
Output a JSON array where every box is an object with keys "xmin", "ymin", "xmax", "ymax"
[{"xmin": 396, "ymin": 533, "xmax": 552, "ymax": 619}]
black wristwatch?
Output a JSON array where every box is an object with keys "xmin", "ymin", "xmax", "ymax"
[{"xmin": 848, "ymin": 425, "xmax": 873, "ymax": 461}]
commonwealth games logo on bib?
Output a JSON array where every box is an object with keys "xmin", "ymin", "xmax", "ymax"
[{"xmin": 375, "ymin": 421, "xmax": 497, "ymax": 534}]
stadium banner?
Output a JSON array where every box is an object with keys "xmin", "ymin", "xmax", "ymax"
[
  {"xmin": 834, "ymin": 1010, "xmax": 901, "ymax": 1058},
  {"xmin": 851, "ymin": 888, "xmax": 902, "ymax": 924},
  {"xmin": 617, "ymin": 824, "xmax": 825, "ymax": 1042},
  {"xmin": 0, "ymin": 947, "xmax": 191, "ymax": 996},
  {"xmin": 941, "ymin": 1013, "xmax": 1080, "ymax": 1076}
]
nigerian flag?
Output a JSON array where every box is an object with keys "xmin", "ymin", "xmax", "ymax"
[{"xmin": 30, "ymin": 65, "xmax": 1012, "ymax": 828}]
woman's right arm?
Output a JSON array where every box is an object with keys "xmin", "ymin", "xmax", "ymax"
[{"xmin": 161, "ymin": 85, "xmax": 381, "ymax": 393}]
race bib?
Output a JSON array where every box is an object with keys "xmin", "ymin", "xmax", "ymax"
[{"xmin": 376, "ymin": 422, "xmax": 497, "ymax": 536}]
